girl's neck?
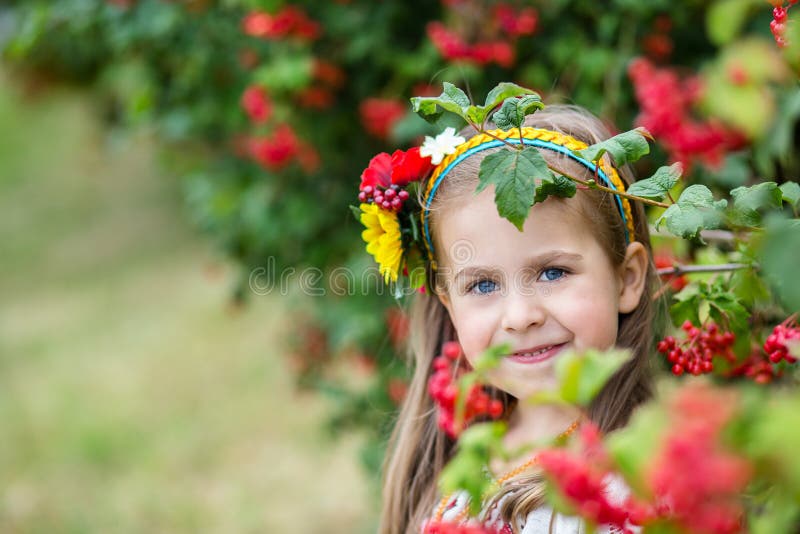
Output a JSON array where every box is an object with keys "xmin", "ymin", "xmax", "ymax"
[{"xmin": 502, "ymin": 402, "xmax": 582, "ymax": 455}]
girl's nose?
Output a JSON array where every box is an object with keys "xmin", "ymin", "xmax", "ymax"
[{"xmin": 500, "ymin": 291, "xmax": 546, "ymax": 333}]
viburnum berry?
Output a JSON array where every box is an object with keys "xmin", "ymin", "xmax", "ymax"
[
  {"xmin": 763, "ymin": 317, "xmax": 800, "ymax": 364},
  {"xmin": 428, "ymin": 341, "xmax": 504, "ymax": 438},
  {"xmin": 769, "ymin": 2, "xmax": 794, "ymax": 47},
  {"xmin": 657, "ymin": 321, "xmax": 736, "ymax": 376}
]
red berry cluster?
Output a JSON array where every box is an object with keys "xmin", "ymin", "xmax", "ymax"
[
  {"xmin": 657, "ymin": 321, "xmax": 736, "ymax": 376},
  {"xmin": 358, "ymin": 148, "xmax": 433, "ymax": 211},
  {"xmin": 428, "ymin": 342, "xmax": 504, "ymax": 438},
  {"xmin": 242, "ymin": 6, "xmax": 320, "ymax": 42},
  {"xmin": 764, "ymin": 318, "xmax": 800, "ymax": 364},
  {"xmin": 426, "ymin": 3, "xmax": 538, "ymax": 68},
  {"xmin": 649, "ymin": 384, "xmax": 751, "ymax": 534},
  {"xmin": 628, "ymin": 58, "xmax": 745, "ymax": 170},
  {"xmin": 770, "ymin": 1, "xmax": 797, "ymax": 48},
  {"xmin": 537, "ymin": 449, "xmax": 634, "ymax": 532},
  {"xmin": 358, "ymin": 185, "xmax": 410, "ymax": 211},
  {"xmin": 731, "ymin": 348, "xmax": 778, "ymax": 384}
]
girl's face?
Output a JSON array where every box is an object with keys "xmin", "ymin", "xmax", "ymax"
[{"xmin": 435, "ymin": 188, "xmax": 647, "ymax": 401}]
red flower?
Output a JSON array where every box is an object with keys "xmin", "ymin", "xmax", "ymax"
[
  {"xmin": 360, "ymin": 152, "xmax": 393, "ymax": 190},
  {"xmin": 241, "ymin": 85, "xmax": 272, "ymax": 124},
  {"xmin": 390, "ymin": 147, "xmax": 434, "ymax": 186},
  {"xmin": 360, "ymin": 98, "xmax": 406, "ymax": 140},
  {"xmin": 242, "ymin": 6, "xmax": 320, "ymax": 42},
  {"xmin": 247, "ymin": 124, "xmax": 300, "ymax": 170}
]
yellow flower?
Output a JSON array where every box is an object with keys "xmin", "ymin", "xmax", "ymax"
[{"xmin": 360, "ymin": 203, "xmax": 403, "ymax": 283}]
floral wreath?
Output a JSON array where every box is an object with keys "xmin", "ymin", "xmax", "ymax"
[{"xmin": 354, "ymin": 82, "xmax": 655, "ymax": 291}]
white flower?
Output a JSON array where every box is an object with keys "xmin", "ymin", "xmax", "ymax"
[{"xmin": 419, "ymin": 127, "xmax": 466, "ymax": 165}]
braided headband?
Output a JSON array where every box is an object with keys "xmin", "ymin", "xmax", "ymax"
[{"xmin": 421, "ymin": 127, "xmax": 636, "ymax": 268}]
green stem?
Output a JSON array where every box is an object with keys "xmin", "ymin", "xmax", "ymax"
[
  {"xmin": 656, "ymin": 262, "xmax": 753, "ymax": 277},
  {"xmin": 567, "ymin": 173, "xmax": 671, "ymax": 209}
]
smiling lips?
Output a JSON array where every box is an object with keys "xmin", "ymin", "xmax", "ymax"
[{"xmin": 508, "ymin": 343, "xmax": 567, "ymax": 364}]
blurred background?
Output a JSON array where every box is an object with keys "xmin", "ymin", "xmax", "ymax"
[{"xmin": 1, "ymin": 1, "xmax": 798, "ymax": 532}]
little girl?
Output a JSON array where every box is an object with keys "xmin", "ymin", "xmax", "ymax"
[{"xmin": 358, "ymin": 104, "xmax": 660, "ymax": 534}]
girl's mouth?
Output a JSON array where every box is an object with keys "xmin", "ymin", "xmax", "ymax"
[{"xmin": 507, "ymin": 343, "xmax": 567, "ymax": 364}]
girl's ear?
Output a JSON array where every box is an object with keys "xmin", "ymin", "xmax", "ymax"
[{"xmin": 618, "ymin": 241, "xmax": 649, "ymax": 313}]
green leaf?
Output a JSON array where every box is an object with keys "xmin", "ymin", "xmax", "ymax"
[
  {"xmin": 606, "ymin": 401, "xmax": 669, "ymax": 496},
  {"xmin": 655, "ymin": 185, "xmax": 728, "ymax": 241},
  {"xmin": 411, "ymin": 82, "xmax": 471, "ymax": 123},
  {"xmin": 484, "ymin": 82, "xmax": 538, "ymax": 110},
  {"xmin": 626, "ymin": 163, "xmax": 682, "ymax": 201},
  {"xmin": 552, "ymin": 348, "xmax": 631, "ymax": 406},
  {"xmin": 472, "ymin": 343, "xmax": 511, "ymax": 374},
  {"xmin": 707, "ymin": 292, "xmax": 749, "ymax": 333},
  {"xmin": 439, "ymin": 422, "xmax": 507, "ymax": 515},
  {"xmin": 349, "ymin": 204, "xmax": 362, "ymax": 221},
  {"xmin": 728, "ymin": 182, "xmax": 783, "ymax": 227},
  {"xmin": 575, "ymin": 128, "xmax": 651, "ymax": 166},
  {"xmin": 464, "ymin": 83, "xmax": 539, "ymax": 126},
  {"xmin": 491, "ymin": 95, "xmax": 545, "ymax": 130},
  {"xmin": 476, "ymin": 147, "xmax": 554, "ymax": 230},
  {"xmin": 780, "ymin": 182, "xmax": 800, "ymax": 210},
  {"xmin": 706, "ymin": 0, "xmax": 755, "ymax": 46},
  {"xmin": 534, "ymin": 175, "xmax": 577, "ymax": 203},
  {"xmin": 405, "ymin": 245, "xmax": 427, "ymax": 290},
  {"xmin": 760, "ymin": 218, "xmax": 800, "ymax": 312}
]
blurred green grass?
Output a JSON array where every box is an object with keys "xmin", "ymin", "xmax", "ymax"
[{"xmin": 0, "ymin": 68, "xmax": 372, "ymax": 533}]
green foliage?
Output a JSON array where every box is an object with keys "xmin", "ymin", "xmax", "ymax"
[
  {"xmin": 476, "ymin": 147, "xmax": 550, "ymax": 231},
  {"xmin": 6, "ymin": 4, "xmax": 800, "ymax": 527},
  {"xmin": 656, "ymin": 185, "xmax": 729, "ymax": 241},
  {"xmin": 528, "ymin": 348, "xmax": 632, "ymax": 407},
  {"xmin": 438, "ymin": 422, "xmax": 507, "ymax": 515},
  {"xmin": 491, "ymin": 94, "xmax": 544, "ymax": 130},
  {"xmin": 411, "ymin": 82, "xmax": 471, "ymax": 124},
  {"xmin": 759, "ymin": 218, "xmax": 800, "ymax": 312},
  {"xmin": 729, "ymin": 182, "xmax": 784, "ymax": 227},
  {"xmin": 670, "ymin": 279, "xmax": 749, "ymax": 334},
  {"xmin": 626, "ymin": 163, "xmax": 682, "ymax": 201},
  {"xmin": 575, "ymin": 128, "xmax": 651, "ymax": 167}
]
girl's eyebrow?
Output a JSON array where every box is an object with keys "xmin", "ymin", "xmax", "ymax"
[{"xmin": 453, "ymin": 251, "xmax": 584, "ymax": 280}]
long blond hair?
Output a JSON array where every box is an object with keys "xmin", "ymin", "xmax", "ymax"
[{"xmin": 379, "ymin": 106, "xmax": 660, "ymax": 534}]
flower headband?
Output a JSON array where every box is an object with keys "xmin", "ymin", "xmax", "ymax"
[
  {"xmin": 420, "ymin": 127, "xmax": 635, "ymax": 270},
  {"xmin": 354, "ymin": 83, "xmax": 648, "ymax": 290}
]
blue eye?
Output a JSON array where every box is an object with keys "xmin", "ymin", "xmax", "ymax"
[
  {"xmin": 469, "ymin": 279, "xmax": 498, "ymax": 295},
  {"xmin": 540, "ymin": 268, "xmax": 566, "ymax": 282}
]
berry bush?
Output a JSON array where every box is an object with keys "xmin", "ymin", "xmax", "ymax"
[{"xmin": 3, "ymin": 1, "xmax": 800, "ymax": 529}]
